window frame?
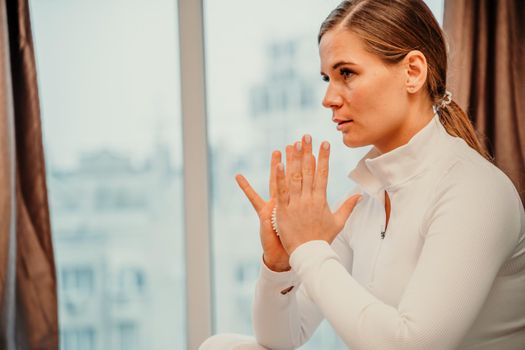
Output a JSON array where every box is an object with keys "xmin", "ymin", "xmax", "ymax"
[{"xmin": 178, "ymin": 0, "xmax": 213, "ymax": 349}]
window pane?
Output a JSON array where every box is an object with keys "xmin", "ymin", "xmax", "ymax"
[
  {"xmin": 205, "ymin": 1, "xmax": 444, "ymax": 348},
  {"xmin": 29, "ymin": 1, "xmax": 185, "ymax": 349}
]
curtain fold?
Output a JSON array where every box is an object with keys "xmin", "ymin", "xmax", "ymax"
[
  {"xmin": 0, "ymin": 0, "xmax": 18, "ymax": 348},
  {"xmin": 1, "ymin": 0, "xmax": 58, "ymax": 349},
  {"xmin": 444, "ymin": 0, "xmax": 525, "ymax": 203}
]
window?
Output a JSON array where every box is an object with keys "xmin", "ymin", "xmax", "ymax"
[
  {"xmin": 29, "ymin": 1, "xmax": 185, "ymax": 349},
  {"xmin": 61, "ymin": 328, "xmax": 95, "ymax": 350},
  {"xmin": 118, "ymin": 323, "xmax": 138, "ymax": 350},
  {"xmin": 114, "ymin": 267, "xmax": 146, "ymax": 301},
  {"xmin": 61, "ymin": 267, "xmax": 94, "ymax": 294},
  {"xmin": 29, "ymin": 0, "xmax": 444, "ymax": 348}
]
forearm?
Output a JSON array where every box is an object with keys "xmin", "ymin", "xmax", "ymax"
[
  {"xmin": 290, "ymin": 241, "xmax": 455, "ymax": 350},
  {"xmin": 253, "ymin": 261, "xmax": 322, "ymax": 350},
  {"xmin": 289, "ymin": 238, "xmax": 515, "ymax": 350}
]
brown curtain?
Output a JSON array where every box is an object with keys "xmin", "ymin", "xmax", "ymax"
[
  {"xmin": 444, "ymin": 0, "xmax": 525, "ymax": 203},
  {"xmin": 0, "ymin": 0, "xmax": 58, "ymax": 349}
]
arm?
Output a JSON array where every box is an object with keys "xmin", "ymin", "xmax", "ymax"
[
  {"xmin": 237, "ymin": 138, "xmax": 358, "ymax": 348},
  {"xmin": 289, "ymin": 165, "xmax": 522, "ymax": 350},
  {"xmin": 253, "ymin": 227, "xmax": 354, "ymax": 349}
]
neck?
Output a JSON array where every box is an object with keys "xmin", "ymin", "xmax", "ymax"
[{"xmin": 375, "ymin": 100, "xmax": 435, "ymax": 154}]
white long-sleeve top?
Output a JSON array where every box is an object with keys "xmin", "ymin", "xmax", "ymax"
[{"xmin": 253, "ymin": 114, "xmax": 525, "ymax": 350}]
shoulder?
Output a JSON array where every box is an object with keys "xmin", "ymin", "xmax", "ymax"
[
  {"xmin": 437, "ymin": 138, "xmax": 519, "ymax": 204},
  {"xmin": 423, "ymin": 139, "xmax": 523, "ymax": 241}
]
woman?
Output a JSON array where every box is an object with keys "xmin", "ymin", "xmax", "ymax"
[{"xmin": 201, "ymin": 0, "xmax": 525, "ymax": 349}]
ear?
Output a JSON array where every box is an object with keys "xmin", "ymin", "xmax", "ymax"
[{"xmin": 404, "ymin": 50, "xmax": 428, "ymax": 94}]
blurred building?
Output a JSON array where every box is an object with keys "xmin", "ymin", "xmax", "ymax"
[{"xmin": 48, "ymin": 143, "xmax": 185, "ymax": 350}]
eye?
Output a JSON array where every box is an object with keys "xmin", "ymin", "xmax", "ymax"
[
  {"xmin": 339, "ymin": 68, "xmax": 355, "ymax": 80},
  {"xmin": 321, "ymin": 74, "xmax": 329, "ymax": 83}
]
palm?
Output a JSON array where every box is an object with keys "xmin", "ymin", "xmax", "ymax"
[
  {"xmin": 235, "ymin": 150, "xmax": 290, "ymax": 271},
  {"xmin": 258, "ymin": 199, "xmax": 288, "ymax": 260}
]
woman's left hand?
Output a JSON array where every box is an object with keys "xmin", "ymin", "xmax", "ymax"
[{"xmin": 274, "ymin": 135, "xmax": 362, "ymax": 255}]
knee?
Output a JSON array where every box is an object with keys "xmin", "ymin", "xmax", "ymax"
[{"xmin": 199, "ymin": 334, "xmax": 267, "ymax": 350}]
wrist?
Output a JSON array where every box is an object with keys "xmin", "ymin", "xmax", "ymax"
[
  {"xmin": 263, "ymin": 254, "xmax": 291, "ymax": 272},
  {"xmin": 286, "ymin": 238, "xmax": 311, "ymax": 256}
]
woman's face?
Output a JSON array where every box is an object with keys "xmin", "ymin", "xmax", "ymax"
[{"xmin": 319, "ymin": 28, "xmax": 410, "ymax": 152}]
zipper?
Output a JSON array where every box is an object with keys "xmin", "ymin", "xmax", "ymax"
[{"xmin": 382, "ymin": 189, "xmax": 390, "ymax": 239}]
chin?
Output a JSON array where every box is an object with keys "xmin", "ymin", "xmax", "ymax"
[{"xmin": 342, "ymin": 134, "xmax": 369, "ymax": 148}]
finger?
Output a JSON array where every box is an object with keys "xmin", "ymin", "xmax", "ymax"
[
  {"xmin": 334, "ymin": 194, "xmax": 362, "ymax": 228},
  {"xmin": 275, "ymin": 163, "xmax": 289, "ymax": 206},
  {"xmin": 285, "ymin": 144, "xmax": 293, "ymax": 184},
  {"xmin": 301, "ymin": 134, "xmax": 314, "ymax": 196},
  {"xmin": 314, "ymin": 141, "xmax": 330, "ymax": 197},
  {"xmin": 288, "ymin": 141, "xmax": 303, "ymax": 199},
  {"xmin": 312, "ymin": 154, "xmax": 317, "ymax": 178},
  {"xmin": 235, "ymin": 174, "xmax": 265, "ymax": 212},
  {"xmin": 269, "ymin": 150, "xmax": 282, "ymax": 198}
]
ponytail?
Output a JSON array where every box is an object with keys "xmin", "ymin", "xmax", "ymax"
[{"xmin": 437, "ymin": 101, "xmax": 493, "ymax": 161}]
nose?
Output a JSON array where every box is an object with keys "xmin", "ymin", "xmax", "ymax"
[{"xmin": 322, "ymin": 83, "xmax": 343, "ymax": 110}]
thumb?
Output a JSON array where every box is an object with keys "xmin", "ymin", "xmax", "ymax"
[
  {"xmin": 334, "ymin": 194, "xmax": 362, "ymax": 227},
  {"xmin": 235, "ymin": 174, "xmax": 265, "ymax": 213}
]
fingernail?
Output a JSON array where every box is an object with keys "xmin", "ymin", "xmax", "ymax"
[
  {"xmin": 322, "ymin": 141, "xmax": 330, "ymax": 150},
  {"xmin": 304, "ymin": 135, "xmax": 311, "ymax": 144},
  {"xmin": 296, "ymin": 142, "xmax": 302, "ymax": 151}
]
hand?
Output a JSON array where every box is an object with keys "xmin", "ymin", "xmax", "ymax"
[
  {"xmin": 235, "ymin": 150, "xmax": 291, "ymax": 272},
  {"xmin": 274, "ymin": 135, "xmax": 362, "ymax": 255}
]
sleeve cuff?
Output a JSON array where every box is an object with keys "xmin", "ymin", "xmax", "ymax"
[{"xmin": 258, "ymin": 258, "xmax": 299, "ymax": 295}]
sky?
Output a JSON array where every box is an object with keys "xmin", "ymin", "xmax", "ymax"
[{"xmin": 30, "ymin": 0, "xmax": 181, "ymax": 168}]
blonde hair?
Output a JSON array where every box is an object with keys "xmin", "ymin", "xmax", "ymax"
[{"xmin": 319, "ymin": 0, "xmax": 491, "ymax": 160}]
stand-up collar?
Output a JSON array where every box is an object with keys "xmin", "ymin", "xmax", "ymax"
[{"xmin": 349, "ymin": 114, "xmax": 453, "ymax": 199}]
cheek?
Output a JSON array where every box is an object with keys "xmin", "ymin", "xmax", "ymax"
[
  {"xmin": 342, "ymin": 74, "xmax": 405, "ymax": 144},
  {"xmin": 346, "ymin": 75, "xmax": 385, "ymax": 113},
  {"xmin": 351, "ymin": 73, "xmax": 404, "ymax": 118},
  {"xmin": 349, "ymin": 73, "xmax": 384, "ymax": 106}
]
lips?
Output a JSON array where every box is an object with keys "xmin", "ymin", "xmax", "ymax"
[
  {"xmin": 333, "ymin": 117, "xmax": 353, "ymax": 124},
  {"xmin": 334, "ymin": 118, "xmax": 353, "ymax": 131}
]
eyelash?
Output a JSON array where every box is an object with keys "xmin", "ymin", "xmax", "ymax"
[
  {"xmin": 321, "ymin": 68, "xmax": 355, "ymax": 83},
  {"xmin": 340, "ymin": 68, "xmax": 354, "ymax": 80}
]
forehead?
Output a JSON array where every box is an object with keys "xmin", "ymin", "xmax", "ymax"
[{"xmin": 319, "ymin": 28, "xmax": 382, "ymax": 69}]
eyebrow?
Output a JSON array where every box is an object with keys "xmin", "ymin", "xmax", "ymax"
[
  {"xmin": 332, "ymin": 60, "xmax": 357, "ymax": 69},
  {"xmin": 320, "ymin": 60, "xmax": 358, "ymax": 76}
]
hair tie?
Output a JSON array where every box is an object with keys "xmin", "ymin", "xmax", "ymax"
[{"xmin": 439, "ymin": 90, "xmax": 453, "ymax": 109}]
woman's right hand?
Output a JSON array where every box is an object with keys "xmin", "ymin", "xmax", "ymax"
[{"xmin": 235, "ymin": 148, "xmax": 292, "ymax": 272}]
